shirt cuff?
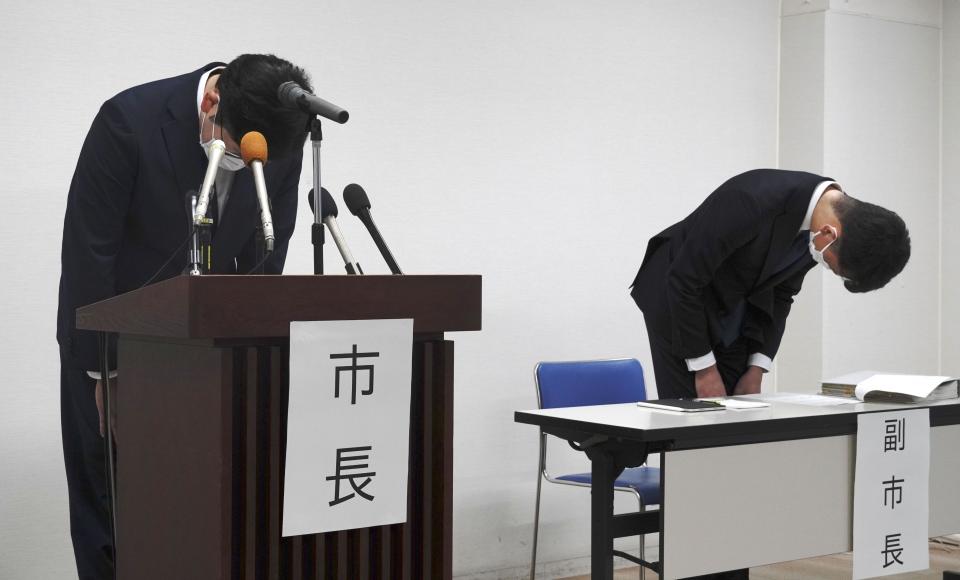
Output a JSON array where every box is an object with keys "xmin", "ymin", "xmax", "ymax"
[
  {"xmin": 87, "ymin": 370, "xmax": 118, "ymax": 380},
  {"xmin": 685, "ymin": 351, "xmax": 717, "ymax": 372},
  {"xmin": 747, "ymin": 353, "xmax": 773, "ymax": 372}
]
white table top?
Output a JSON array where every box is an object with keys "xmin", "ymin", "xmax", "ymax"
[{"xmin": 515, "ymin": 393, "xmax": 960, "ymax": 449}]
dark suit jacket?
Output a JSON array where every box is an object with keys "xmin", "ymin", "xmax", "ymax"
[
  {"xmin": 58, "ymin": 63, "xmax": 303, "ymax": 370},
  {"xmin": 631, "ymin": 169, "xmax": 829, "ymax": 360}
]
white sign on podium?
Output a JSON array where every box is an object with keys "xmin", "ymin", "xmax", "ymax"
[
  {"xmin": 853, "ymin": 408, "xmax": 930, "ymax": 579},
  {"xmin": 282, "ymin": 319, "xmax": 413, "ymax": 537}
]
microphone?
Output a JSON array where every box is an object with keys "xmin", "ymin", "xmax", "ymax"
[
  {"xmin": 277, "ymin": 82, "xmax": 349, "ymax": 124},
  {"xmin": 194, "ymin": 140, "xmax": 225, "ymax": 224},
  {"xmin": 307, "ymin": 188, "xmax": 363, "ymax": 275},
  {"xmin": 342, "ymin": 184, "xmax": 403, "ymax": 275},
  {"xmin": 240, "ymin": 132, "xmax": 275, "ymax": 253}
]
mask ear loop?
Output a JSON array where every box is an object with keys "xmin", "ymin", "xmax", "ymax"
[
  {"xmin": 199, "ymin": 97, "xmax": 220, "ymax": 146},
  {"xmin": 215, "ymin": 101, "xmax": 223, "ymax": 143},
  {"xmin": 822, "ymin": 225, "xmax": 839, "ymax": 253},
  {"xmin": 198, "ymin": 89, "xmax": 221, "ymax": 145},
  {"xmin": 813, "ymin": 225, "xmax": 840, "ymax": 251},
  {"xmin": 213, "ymin": 100, "xmax": 234, "ymax": 156},
  {"xmin": 199, "ymin": 111, "xmax": 208, "ymax": 145},
  {"xmin": 821, "ymin": 225, "xmax": 843, "ymax": 275}
]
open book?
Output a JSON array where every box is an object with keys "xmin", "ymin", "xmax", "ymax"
[{"xmin": 822, "ymin": 371, "xmax": 959, "ymax": 403}]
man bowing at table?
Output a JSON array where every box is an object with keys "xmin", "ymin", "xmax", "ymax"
[
  {"xmin": 631, "ymin": 169, "xmax": 910, "ymax": 401},
  {"xmin": 629, "ymin": 169, "xmax": 910, "ymax": 579}
]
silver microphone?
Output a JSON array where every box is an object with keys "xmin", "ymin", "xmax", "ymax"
[
  {"xmin": 240, "ymin": 132, "xmax": 275, "ymax": 253},
  {"xmin": 194, "ymin": 140, "xmax": 225, "ymax": 224}
]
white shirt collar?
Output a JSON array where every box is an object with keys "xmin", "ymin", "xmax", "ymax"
[
  {"xmin": 801, "ymin": 180, "xmax": 841, "ymax": 233},
  {"xmin": 197, "ymin": 66, "xmax": 226, "ymax": 118}
]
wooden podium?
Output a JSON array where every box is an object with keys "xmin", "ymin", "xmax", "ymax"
[{"xmin": 77, "ymin": 274, "xmax": 482, "ymax": 580}]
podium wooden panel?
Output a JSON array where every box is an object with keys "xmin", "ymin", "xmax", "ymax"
[{"xmin": 77, "ymin": 275, "xmax": 482, "ymax": 580}]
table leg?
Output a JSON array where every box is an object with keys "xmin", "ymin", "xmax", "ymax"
[{"xmin": 590, "ymin": 447, "xmax": 617, "ymax": 580}]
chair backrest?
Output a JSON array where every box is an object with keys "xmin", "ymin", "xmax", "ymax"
[{"xmin": 535, "ymin": 358, "xmax": 646, "ymax": 410}]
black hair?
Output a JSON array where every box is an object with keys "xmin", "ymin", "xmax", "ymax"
[
  {"xmin": 216, "ymin": 54, "xmax": 312, "ymax": 160},
  {"xmin": 832, "ymin": 194, "xmax": 911, "ymax": 293}
]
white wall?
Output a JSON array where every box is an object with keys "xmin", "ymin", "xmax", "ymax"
[
  {"xmin": 776, "ymin": 0, "xmax": 944, "ymax": 396},
  {"xmin": 0, "ymin": 2, "xmax": 780, "ymax": 578},
  {"xmin": 944, "ymin": 1, "xmax": 960, "ymax": 378},
  {"xmin": 820, "ymin": 5, "xmax": 942, "ymax": 378},
  {"xmin": 777, "ymin": 8, "xmax": 827, "ymax": 393}
]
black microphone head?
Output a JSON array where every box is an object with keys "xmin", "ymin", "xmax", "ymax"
[
  {"xmin": 320, "ymin": 187, "xmax": 338, "ymax": 219},
  {"xmin": 306, "ymin": 188, "xmax": 315, "ymax": 213},
  {"xmin": 278, "ymin": 81, "xmax": 349, "ymax": 124},
  {"xmin": 342, "ymin": 184, "xmax": 372, "ymax": 216},
  {"xmin": 277, "ymin": 81, "xmax": 302, "ymax": 103}
]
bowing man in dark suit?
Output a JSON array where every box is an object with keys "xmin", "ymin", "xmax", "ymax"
[
  {"xmin": 631, "ymin": 169, "xmax": 910, "ymax": 400},
  {"xmin": 630, "ymin": 169, "xmax": 910, "ymax": 579},
  {"xmin": 57, "ymin": 54, "xmax": 312, "ymax": 579}
]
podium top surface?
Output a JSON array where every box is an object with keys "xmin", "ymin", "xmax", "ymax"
[{"xmin": 77, "ymin": 274, "xmax": 482, "ymax": 338}]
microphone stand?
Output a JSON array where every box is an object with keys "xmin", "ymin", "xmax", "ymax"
[
  {"xmin": 188, "ymin": 194, "xmax": 212, "ymax": 275},
  {"xmin": 366, "ymin": 213, "xmax": 403, "ymax": 275},
  {"xmin": 310, "ymin": 117, "xmax": 324, "ymax": 275},
  {"xmin": 188, "ymin": 194, "xmax": 202, "ymax": 275},
  {"xmin": 250, "ymin": 185, "xmax": 274, "ymax": 274}
]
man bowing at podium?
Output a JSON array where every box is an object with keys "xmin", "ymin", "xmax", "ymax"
[{"xmin": 57, "ymin": 54, "xmax": 312, "ymax": 579}]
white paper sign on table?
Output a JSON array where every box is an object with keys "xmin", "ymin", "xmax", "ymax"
[
  {"xmin": 853, "ymin": 408, "xmax": 930, "ymax": 579},
  {"xmin": 282, "ymin": 319, "xmax": 413, "ymax": 537}
]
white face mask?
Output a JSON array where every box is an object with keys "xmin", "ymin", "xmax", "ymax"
[
  {"xmin": 199, "ymin": 112, "xmax": 246, "ymax": 172},
  {"xmin": 217, "ymin": 152, "xmax": 247, "ymax": 172},
  {"xmin": 809, "ymin": 226, "xmax": 839, "ymax": 272}
]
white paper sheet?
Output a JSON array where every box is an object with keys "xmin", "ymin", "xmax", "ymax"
[
  {"xmin": 758, "ymin": 393, "xmax": 860, "ymax": 406},
  {"xmin": 700, "ymin": 397, "xmax": 771, "ymax": 409},
  {"xmin": 283, "ymin": 319, "xmax": 413, "ymax": 537}
]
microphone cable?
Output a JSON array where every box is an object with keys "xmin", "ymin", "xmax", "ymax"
[
  {"xmin": 245, "ymin": 250, "xmax": 273, "ymax": 275},
  {"xmin": 138, "ymin": 226, "xmax": 196, "ymax": 289},
  {"xmin": 97, "ymin": 331, "xmax": 119, "ymax": 566}
]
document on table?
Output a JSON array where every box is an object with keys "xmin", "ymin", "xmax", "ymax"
[
  {"xmin": 758, "ymin": 393, "xmax": 860, "ymax": 407},
  {"xmin": 855, "ymin": 374, "xmax": 958, "ymax": 402},
  {"xmin": 699, "ymin": 397, "xmax": 770, "ymax": 410}
]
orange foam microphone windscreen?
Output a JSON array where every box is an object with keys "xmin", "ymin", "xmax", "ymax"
[{"xmin": 240, "ymin": 131, "xmax": 268, "ymax": 165}]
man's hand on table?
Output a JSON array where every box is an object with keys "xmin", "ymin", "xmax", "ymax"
[
  {"xmin": 695, "ymin": 365, "xmax": 726, "ymax": 398},
  {"xmin": 733, "ymin": 366, "xmax": 763, "ymax": 396}
]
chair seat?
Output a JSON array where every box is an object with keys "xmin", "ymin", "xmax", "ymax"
[{"xmin": 556, "ymin": 466, "xmax": 662, "ymax": 505}]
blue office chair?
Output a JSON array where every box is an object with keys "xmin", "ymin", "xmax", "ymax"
[{"xmin": 530, "ymin": 358, "xmax": 661, "ymax": 579}]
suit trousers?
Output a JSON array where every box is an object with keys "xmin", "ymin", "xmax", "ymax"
[
  {"xmin": 644, "ymin": 320, "xmax": 751, "ymax": 399},
  {"xmin": 60, "ymin": 351, "xmax": 114, "ymax": 580},
  {"xmin": 643, "ymin": 323, "xmax": 751, "ymax": 580}
]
